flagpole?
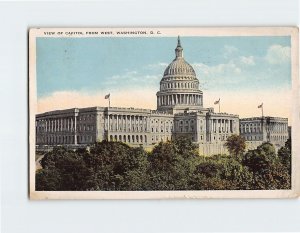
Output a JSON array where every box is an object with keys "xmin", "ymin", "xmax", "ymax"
[{"xmin": 219, "ymin": 99, "xmax": 220, "ymax": 113}]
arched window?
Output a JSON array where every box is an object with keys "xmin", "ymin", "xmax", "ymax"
[{"xmin": 110, "ymin": 135, "xmax": 113, "ymax": 141}]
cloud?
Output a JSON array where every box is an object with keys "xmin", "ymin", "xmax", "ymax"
[
  {"xmin": 192, "ymin": 61, "xmax": 243, "ymax": 88},
  {"xmin": 265, "ymin": 44, "xmax": 291, "ymax": 65},
  {"xmin": 239, "ymin": 56, "xmax": 255, "ymax": 66},
  {"xmin": 191, "ymin": 43, "xmax": 290, "ymax": 91},
  {"xmin": 223, "ymin": 45, "xmax": 239, "ymax": 59},
  {"xmin": 103, "ymin": 70, "xmax": 160, "ymax": 88},
  {"xmin": 145, "ymin": 62, "xmax": 168, "ymax": 70},
  {"xmin": 204, "ymin": 88, "xmax": 291, "ymax": 121}
]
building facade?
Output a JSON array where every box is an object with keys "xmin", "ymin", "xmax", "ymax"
[
  {"xmin": 36, "ymin": 37, "xmax": 287, "ymax": 155},
  {"xmin": 240, "ymin": 117, "xmax": 289, "ymax": 150}
]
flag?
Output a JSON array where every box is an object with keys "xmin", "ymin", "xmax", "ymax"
[
  {"xmin": 258, "ymin": 103, "xmax": 263, "ymax": 108},
  {"xmin": 214, "ymin": 98, "xmax": 220, "ymax": 105},
  {"xmin": 105, "ymin": 93, "xmax": 110, "ymax": 99}
]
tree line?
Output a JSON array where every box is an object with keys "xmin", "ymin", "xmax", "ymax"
[{"xmin": 36, "ymin": 135, "xmax": 291, "ymax": 191}]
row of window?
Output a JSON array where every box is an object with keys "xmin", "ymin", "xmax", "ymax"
[
  {"xmin": 78, "ymin": 125, "xmax": 94, "ymax": 132},
  {"xmin": 108, "ymin": 125, "xmax": 147, "ymax": 132},
  {"xmin": 151, "ymin": 126, "xmax": 173, "ymax": 133},
  {"xmin": 161, "ymin": 81, "xmax": 198, "ymax": 90},
  {"xmin": 37, "ymin": 123, "xmax": 94, "ymax": 132},
  {"xmin": 244, "ymin": 135, "xmax": 288, "ymax": 141},
  {"xmin": 109, "ymin": 134, "xmax": 147, "ymax": 144},
  {"xmin": 151, "ymin": 120, "xmax": 173, "ymax": 125},
  {"xmin": 240, "ymin": 127, "xmax": 262, "ymax": 133},
  {"xmin": 37, "ymin": 134, "xmax": 95, "ymax": 145},
  {"xmin": 78, "ymin": 114, "xmax": 95, "ymax": 121}
]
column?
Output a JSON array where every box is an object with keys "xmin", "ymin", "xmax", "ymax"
[
  {"xmin": 70, "ymin": 118, "xmax": 73, "ymax": 132},
  {"xmin": 74, "ymin": 116, "xmax": 77, "ymax": 145},
  {"xmin": 122, "ymin": 115, "xmax": 125, "ymax": 131},
  {"xmin": 214, "ymin": 119, "xmax": 216, "ymax": 132},
  {"xmin": 116, "ymin": 115, "xmax": 119, "ymax": 132}
]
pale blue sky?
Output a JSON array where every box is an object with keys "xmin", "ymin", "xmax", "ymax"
[{"xmin": 37, "ymin": 36, "xmax": 291, "ymax": 98}]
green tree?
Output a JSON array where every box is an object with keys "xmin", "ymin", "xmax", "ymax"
[
  {"xmin": 242, "ymin": 142, "xmax": 290, "ymax": 189},
  {"xmin": 36, "ymin": 169, "xmax": 61, "ymax": 191},
  {"xmin": 277, "ymin": 138, "xmax": 291, "ymax": 174},
  {"xmin": 84, "ymin": 141, "xmax": 149, "ymax": 191},
  {"xmin": 224, "ymin": 134, "xmax": 246, "ymax": 158},
  {"xmin": 190, "ymin": 155, "xmax": 254, "ymax": 190},
  {"xmin": 148, "ymin": 137, "xmax": 198, "ymax": 190},
  {"xmin": 38, "ymin": 147, "xmax": 89, "ymax": 190}
]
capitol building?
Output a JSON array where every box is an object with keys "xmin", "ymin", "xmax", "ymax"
[{"xmin": 35, "ymin": 37, "xmax": 289, "ymax": 156}]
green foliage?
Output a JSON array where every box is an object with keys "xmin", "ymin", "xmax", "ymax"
[
  {"xmin": 277, "ymin": 139, "xmax": 291, "ymax": 174},
  {"xmin": 242, "ymin": 142, "xmax": 291, "ymax": 189},
  {"xmin": 190, "ymin": 155, "xmax": 254, "ymax": 190},
  {"xmin": 147, "ymin": 138, "xmax": 197, "ymax": 190},
  {"xmin": 84, "ymin": 141, "xmax": 149, "ymax": 191},
  {"xmin": 36, "ymin": 169, "xmax": 61, "ymax": 191},
  {"xmin": 36, "ymin": 137, "xmax": 291, "ymax": 191},
  {"xmin": 225, "ymin": 134, "xmax": 246, "ymax": 157}
]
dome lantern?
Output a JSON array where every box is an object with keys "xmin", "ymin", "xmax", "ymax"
[{"xmin": 175, "ymin": 36, "xmax": 183, "ymax": 58}]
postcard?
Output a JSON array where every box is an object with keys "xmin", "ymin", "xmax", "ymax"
[{"xmin": 29, "ymin": 27, "xmax": 299, "ymax": 199}]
